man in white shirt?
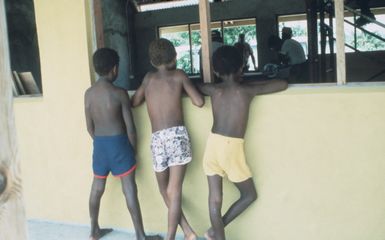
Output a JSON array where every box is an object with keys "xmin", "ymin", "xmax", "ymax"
[
  {"xmin": 280, "ymin": 27, "xmax": 306, "ymax": 66},
  {"xmin": 280, "ymin": 27, "xmax": 308, "ymax": 83},
  {"xmin": 234, "ymin": 34, "xmax": 257, "ymax": 72}
]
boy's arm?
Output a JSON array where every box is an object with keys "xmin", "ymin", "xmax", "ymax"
[
  {"xmin": 243, "ymin": 79, "xmax": 288, "ymax": 96},
  {"xmin": 120, "ymin": 90, "xmax": 137, "ymax": 153},
  {"xmin": 84, "ymin": 91, "xmax": 94, "ymax": 139},
  {"xmin": 180, "ymin": 71, "xmax": 204, "ymax": 107},
  {"xmin": 131, "ymin": 75, "xmax": 148, "ymax": 107},
  {"xmin": 197, "ymin": 82, "xmax": 216, "ymax": 96}
]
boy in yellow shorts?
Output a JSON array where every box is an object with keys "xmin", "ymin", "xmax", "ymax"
[{"xmin": 198, "ymin": 46, "xmax": 287, "ymax": 240}]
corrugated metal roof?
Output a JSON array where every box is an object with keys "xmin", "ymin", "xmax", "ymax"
[{"xmin": 138, "ymin": 0, "xmax": 214, "ymax": 12}]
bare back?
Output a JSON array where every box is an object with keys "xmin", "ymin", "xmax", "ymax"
[
  {"xmin": 144, "ymin": 70, "xmax": 185, "ymax": 132},
  {"xmin": 210, "ymin": 83, "xmax": 253, "ymax": 138},
  {"xmin": 200, "ymin": 78, "xmax": 287, "ymax": 138},
  {"xmin": 85, "ymin": 81, "xmax": 126, "ymax": 136}
]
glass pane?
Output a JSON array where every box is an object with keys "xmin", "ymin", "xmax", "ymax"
[
  {"xmin": 159, "ymin": 25, "xmax": 192, "ymax": 74},
  {"xmin": 279, "ymin": 19, "xmax": 309, "ymax": 54},
  {"xmin": 355, "ymin": 14, "xmax": 385, "ymax": 51},
  {"xmin": 191, "ymin": 29, "xmax": 201, "ymax": 74},
  {"xmin": 223, "ymin": 18, "xmax": 258, "ymax": 71},
  {"xmin": 190, "ymin": 22, "xmax": 221, "ymax": 74}
]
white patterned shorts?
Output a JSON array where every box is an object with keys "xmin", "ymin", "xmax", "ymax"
[{"xmin": 151, "ymin": 126, "xmax": 192, "ymax": 172}]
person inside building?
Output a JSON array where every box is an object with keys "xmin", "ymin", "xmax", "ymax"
[
  {"xmin": 280, "ymin": 27, "xmax": 308, "ymax": 83},
  {"xmin": 234, "ymin": 33, "xmax": 257, "ymax": 72}
]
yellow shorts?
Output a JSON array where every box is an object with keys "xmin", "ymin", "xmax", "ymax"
[{"xmin": 203, "ymin": 133, "xmax": 252, "ymax": 183}]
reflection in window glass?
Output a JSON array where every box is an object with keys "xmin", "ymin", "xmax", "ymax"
[
  {"xmin": 223, "ymin": 19, "xmax": 258, "ymax": 71},
  {"xmin": 278, "ymin": 17, "xmax": 309, "ymax": 54}
]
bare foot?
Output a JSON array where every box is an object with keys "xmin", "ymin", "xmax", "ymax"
[
  {"xmin": 204, "ymin": 229, "xmax": 215, "ymax": 240},
  {"xmin": 89, "ymin": 228, "xmax": 113, "ymax": 240},
  {"xmin": 145, "ymin": 235, "xmax": 164, "ymax": 240},
  {"xmin": 184, "ymin": 232, "xmax": 198, "ymax": 240}
]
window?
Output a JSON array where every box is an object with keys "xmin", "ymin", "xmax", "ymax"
[
  {"xmin": 278, "ymin": 15, "xmax": 309, "ymax": 54},
  {"xmin": 278, "ymin": 8, "xmax": 385, "ymax": 83},
  {"xmin": 159, "ymin": 18, "xmax": 257, "ymax": 75},
  {"xmin": 346, "ymin": 10, "xmax": 385, "ymax": 52},
  {"xmin": 159, "ymin": 25, "xmax": 193, "ymax": 74},
  {"xmin": 278, "ymin": 8, "xmax": 385, "ymax": 54},
  {"xmin": 223, "ymin": 19, "xmax": 258, "ymax": 71},
  {"xmin": 5, "ymin": 0, "xmax": 42, "ymax": 96}
]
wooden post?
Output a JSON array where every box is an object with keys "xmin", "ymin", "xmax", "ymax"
[
  {"xmin": 335, "ymin": 0, "xmax": 346, "ymax": 85},
  {"xmin": 305, "ymin": 0, "xmax": 319, "ymax": 83},
  {"xmin": 93, "ymin": 0, "xmax": 105, "ymax": 48},
  {"xmin": 0, "ymin": 0, "xmax": 27, "ymax": 239},
  {"xmin": 199, "ymin": 0, "xmax": 213, "ymax": 83},
  {"xmin": 319, "ymin": 1, "xmax": 327, "ymax": 81}
]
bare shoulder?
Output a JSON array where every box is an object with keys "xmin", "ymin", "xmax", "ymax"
[
  {"xmin": 85, "ymin": 86, "xmax": 92, "ymax": 96},
  {"xmin": 144, "ymin": 70, "xmax": 156, "ymax": 79},
  {"xmin": 141, "ymin": 71, "xmax": 156, "ymax": 87},
  {"xmin": 112, "ymin": 85, "xmax": 129, "ymax": 98},
  {"xmin": 84, "ymin": 86, "xmax": 95, "ymax": 100},
  {"xmin": 174, "ymin": 69, "xmax": 189, "ymax": 81}
]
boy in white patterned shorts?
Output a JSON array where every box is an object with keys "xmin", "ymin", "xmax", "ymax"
[{"xmin": 132, "ymin": 38, "xmax": 204, "ymax": 240}]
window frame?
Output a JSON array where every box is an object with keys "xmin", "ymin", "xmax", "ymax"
[
  {"xmin": 157, "ymin": 17, "xmax": 258, "ymax": 76},
  {"xmin": 277, "ymin": 7, "xmax": 385, "ymax": 54}
]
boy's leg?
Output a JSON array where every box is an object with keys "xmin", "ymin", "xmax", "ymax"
[
  {"xmin": 121, "ymin": 172, "xmax": 163, "ymax": 240},
  {"xmin": 206, "ymin": 178, "xmax": 257, "ymax": 240},
  {"xmin": 156, "ymin": 166, "xmax": 196, "ymax": 240},
  {"xmin": 206, "ymin": 175, "xmax": 225, "ymax": 240},
  {"xmin": 121, "ymin": 171, "xmax": 146, "ymax": 239},
  {"xmin": 221, "ymin": 178, "xmax": 257, "ymax": 226},
  {"xmin": 89, "ymin": 177, "xmax": 112, "ymax": 240}
]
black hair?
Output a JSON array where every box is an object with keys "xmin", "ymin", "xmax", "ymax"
[
  {"xmin": 212, "ymin": 46, "xmax": 243, "ymax": 76},
  {"xmin": 92, "ymin": 48, "xmax": 119, "ymax": 76}
]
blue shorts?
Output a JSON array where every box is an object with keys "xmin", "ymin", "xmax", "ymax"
[{"xmin": 92, "ymin": 134, "xmax": 136, "ymax": 179}]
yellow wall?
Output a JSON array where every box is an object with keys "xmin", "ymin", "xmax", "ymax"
[{"xmin": 13, "ymin": 1, "xmax": 385, "ymax": 239}]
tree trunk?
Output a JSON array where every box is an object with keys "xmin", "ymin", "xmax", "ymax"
[{"xmin": 0, "ymin": 0, "xmax": 28, "ymax": 239}]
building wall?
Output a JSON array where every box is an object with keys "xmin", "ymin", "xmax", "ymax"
[{"xmin": 12, "ymin": 1, "xmax": 385, "ymax": 240}]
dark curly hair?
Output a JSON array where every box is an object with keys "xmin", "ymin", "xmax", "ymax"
[
  {"xmin": 149, "ymin": 38, "xmax": 177, "ymax": 66},
  {"xmin": 212, "ymin": 46, "xmax": 243, "ymax": 76},
  {"xmin": 92, "ymin": 48, "xmax": 119, "ymax": 76}
]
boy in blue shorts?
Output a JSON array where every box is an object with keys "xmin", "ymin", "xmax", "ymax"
[
  {"xmin": 198, "ymin": 46, "xmax": 288, "ymax": 240},
  {"xmin": 85, "ymin": 48, "xmax": 162, "ymax": 240},
  {"xmin": 132, "ymin": 39, "xmax": 204, "ymax": 240}
]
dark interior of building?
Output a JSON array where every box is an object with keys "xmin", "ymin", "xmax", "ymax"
[{"xmin": 6, "ymin": 0, "xmax": 385, "ymax": 91}]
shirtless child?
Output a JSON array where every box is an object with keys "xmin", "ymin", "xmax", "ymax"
[
  {"xmin": 198, "ymin": 46, "xmax": 288, "ymax": 240},
  {"xmin": 85, "ymin": 48, "xmax": 162, "ymax": 240},
  {"xmin": 132, "ymin": 39, "xmax": 204, "ymax": 240}
]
